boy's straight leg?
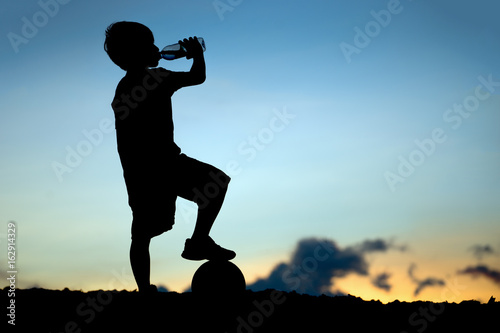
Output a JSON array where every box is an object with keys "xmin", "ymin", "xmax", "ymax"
[
  {"xmin": 128, "ymin": 200, "xmax": 175, "ymax": 292},
  {"xmin": 130, "ymin": 236, "xmax": 151, "ymax": 292}
]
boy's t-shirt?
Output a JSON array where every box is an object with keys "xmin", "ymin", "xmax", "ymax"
[
  {"xmin": 112, "ymin": 67, "xmax": 182, "ymax": 161},
  {"xmin": 111, "ymin": 67, "xmax": 183, "ymax": 207}
]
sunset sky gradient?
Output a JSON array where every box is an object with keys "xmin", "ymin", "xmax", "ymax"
[{"xmin": 1, "ymin": 0, "xmax": 499, "ymax": 303}]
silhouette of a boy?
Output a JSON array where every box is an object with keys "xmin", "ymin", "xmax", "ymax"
[{"xmin": 104, "ymin": 21, "xmax": 235, "ymax": 293}]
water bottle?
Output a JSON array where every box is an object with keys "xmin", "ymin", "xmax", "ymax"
[{"xmin": 160, "ymin": 37, "xmax": 206, "ymax": 60}]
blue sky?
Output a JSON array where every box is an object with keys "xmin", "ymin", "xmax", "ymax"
[{"xmin": 1, "ymin": 0, "xmax": 499, "ymax": 302}]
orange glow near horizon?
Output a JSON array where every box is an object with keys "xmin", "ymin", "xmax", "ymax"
[{"xmin": 9, "ymin": 239, "xmax": 499, "ymax": 304}]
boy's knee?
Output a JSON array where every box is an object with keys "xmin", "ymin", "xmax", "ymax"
[
  {"xmin": 209, "ymin": 170, "xmax": 230, "ymax": 190},
  {"xmin": 131, "ymin": 220, "xmax": 173, "ymax": 241}
]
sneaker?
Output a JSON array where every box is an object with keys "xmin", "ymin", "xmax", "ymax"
[{"xmin": 181, "ymin": 236, "xmax": 236, "ymax": 261}]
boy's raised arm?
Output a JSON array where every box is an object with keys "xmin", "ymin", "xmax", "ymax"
[{"xmin": 175, "ymin": 37, "xmax": 206, "ymax": 87}]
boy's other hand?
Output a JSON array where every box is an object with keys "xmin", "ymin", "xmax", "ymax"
[{"xmin": 179, "ymin": 37, "xmax": 203, "ymax": 60}]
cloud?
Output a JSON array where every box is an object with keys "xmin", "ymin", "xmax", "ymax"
[
  {"xmin": 458, "ymin": 265, "xmax": 500, "ymax": 286},
  {"xmin": 469, "ymin": 244, "xmax": 495, "ymax": 260},
  {"xmin": 408, "ymin": 263, "xmax": 445, "ymax": 297},
  {"xmin": 248, "ymin": 237, "xmax": 402, "ymax": 296},
  {"xmin": 157, "ymin": 284, "xmax": 169, "ymax": 292},
  {"xmin": 372, "ymin": 272, "xmax": 392, "ymax": 292},
  {"xmin": 356, "ymin": 239, "xmax": 406, "ymax": 253}
]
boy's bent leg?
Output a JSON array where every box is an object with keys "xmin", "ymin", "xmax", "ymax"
[
  {"xmin": 183, "ymin": 177, "xmax": 235, "ymax": 260},
  {"xmin": 175, "ymin": 155, "xmax": 235, "ymax": 260},
  {"xmin": 191, "ymin": 170, "xmax": 229, "ymax": 240}
]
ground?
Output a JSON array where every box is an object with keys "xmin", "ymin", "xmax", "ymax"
[{"xmin": 2, "ymin": 287, "xmax": 498, "ymax": 332}]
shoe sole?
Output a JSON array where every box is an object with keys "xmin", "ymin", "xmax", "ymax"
[
  {"xmin": 181, "ymin": 251, "xmax": 236, "ymax": 261},
  {"xmin": 181, "ymin": 252, "xmax": 207, "ymax": 261}
]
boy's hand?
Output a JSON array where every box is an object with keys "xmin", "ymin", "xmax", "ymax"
[{"xmin": 179, "ymin": 37, "xmax": 203, "ymax": 60}]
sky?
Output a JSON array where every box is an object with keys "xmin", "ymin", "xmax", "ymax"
[{"xmin": 1, "ymin": 0, "xmax": 499, "ymax": 304}]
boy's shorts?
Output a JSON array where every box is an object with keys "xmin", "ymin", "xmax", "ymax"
[{"xmin": 127, "ymin": 154, "xmax": 230, "ymax": 240}]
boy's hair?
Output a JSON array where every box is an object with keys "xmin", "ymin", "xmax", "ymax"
[{"xmin": 104, "ymin": 21, "xmax": 154, "ymax": 71}]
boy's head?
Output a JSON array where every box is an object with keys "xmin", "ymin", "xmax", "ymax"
[{"xmin": 104, "ymin": 21, "xmax": 160, "ymax": 71}]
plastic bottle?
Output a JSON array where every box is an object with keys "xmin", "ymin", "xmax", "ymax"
[{"xmin": 160, "ymin": 37, "xmax": 206, "ymax": 60}]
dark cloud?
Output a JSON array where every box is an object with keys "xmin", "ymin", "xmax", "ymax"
[
  {"xmin": 356, "ymin": 239, "xmax": 406, "ymax": 253},
  {"xmin": 248, "ymin": 238, "xmax": 401, "ymax": 296},
  {"xmin": 469, "ymin": 245, "xmax": 495, "ymax": 261},
  {"xmin": 157, "ymin": 284, "xmax": 169, "ymax": 292},
  {"xmin": 372, "ymin": 272, "xmax": 392, "ymax": 292},
  {"xmin": 458, "ymin": 265, "xmax": 500, "ymax": 286},
  {"xmin": 408, "ymin": 263, "xmax": 445, "ymax": 297}
]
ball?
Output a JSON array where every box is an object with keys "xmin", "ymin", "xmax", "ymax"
[{"xmin": 191, "ymin": 260, "xmax": 246, "ymax": 298}]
